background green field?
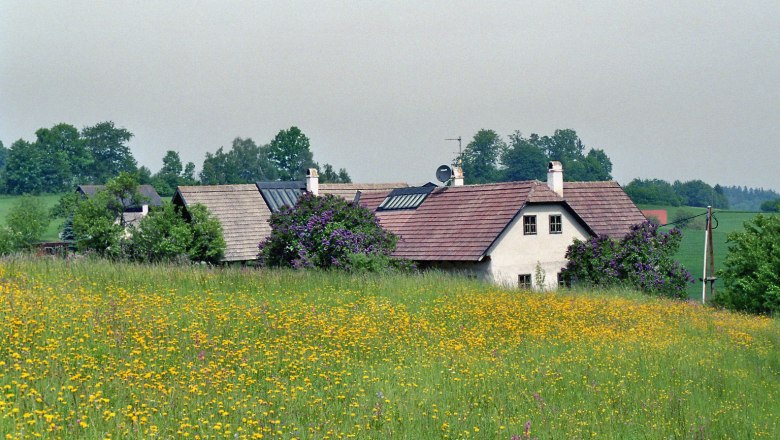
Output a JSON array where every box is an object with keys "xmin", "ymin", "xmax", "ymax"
[{"xmin": 0, "ymin": 194, "xmax": 65, "ymax": 241}]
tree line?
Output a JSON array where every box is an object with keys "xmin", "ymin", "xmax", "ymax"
[
  {"xmin": 456, "ymin": 128, "xmax": 613, "ymax": 184},
  {"xmin": 0, "ymin": 123, "xmax": 351, "ymax": 196},
  {"xmin": 623, "ymin": 179, "xmax": 780, "ymax": 211}
]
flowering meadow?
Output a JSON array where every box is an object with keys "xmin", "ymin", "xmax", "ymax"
[{"xmin": 1, "ymin": 258, "xmax": 778, "ymax": 439}]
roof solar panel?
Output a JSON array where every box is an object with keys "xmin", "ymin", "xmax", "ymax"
[{"xmin": 377, "ymin": 186, "xmax": 435, "ymax": 211}]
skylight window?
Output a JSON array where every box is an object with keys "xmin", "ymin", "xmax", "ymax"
[{"xmin": 377, "ymin": 186, "xmax": 435, "ymax": 211}]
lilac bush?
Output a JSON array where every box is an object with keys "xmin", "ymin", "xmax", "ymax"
[
  {"xmin": 259, "ymin": 193, "xmax": 400, "ymax": 271},
  {"xmin": 561, "ymin": 221, "xmax": 694, "ymax": 298}
]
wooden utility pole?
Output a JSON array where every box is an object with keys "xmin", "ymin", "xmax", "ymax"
[
  {"xmin": 707, "ymin": 206, "xmax": 716, "ymax": 299},
  {"xmin": 701, "ymin": 206, "xmax": 716, "ymax": 304}
]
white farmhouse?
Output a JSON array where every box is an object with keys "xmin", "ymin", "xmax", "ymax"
[{"xmin": 358, "ymin": 162, "xmax": 646, "ymax": 289}]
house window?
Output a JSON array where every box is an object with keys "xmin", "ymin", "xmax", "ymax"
[
  {"xmin": 518, "ymin": 274, "xmax": 532, "ymax": 290},
  {"xmin": 523, "ymin": 215, "xmax": 537, "ymax": 235},
  {"xmin": 557, "ymin": 272, "xmax": 567, "ymax": 288},
  {"xmin": 549, "ymin": 215, "xmax": 562, "ymax": 234}
]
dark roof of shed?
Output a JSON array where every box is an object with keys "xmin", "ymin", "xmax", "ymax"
[
  {"xmin": 359, "ymin": 181, "xmax": 568, "ymax": 261},
  {"xmin": 562, "ymin": 182, "xmax": 647, "ymax": 237},
  {"xmin": 76, "ymin": 184, "xmax": 163, "ymax": 207}
]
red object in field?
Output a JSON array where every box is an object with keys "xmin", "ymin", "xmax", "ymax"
[{"xmin": 641, "ymin": 209, "xmax": 668, "ymax": 225}]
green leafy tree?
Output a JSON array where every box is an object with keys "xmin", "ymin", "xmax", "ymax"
[
  {"xmin": 71, "ymin": 172, "xmax": 143, "ymax": 255},
  {"xmin": 582, "ymin": 149, "xmax": 613, "ymax": 181},
  {"xmin": 4, "ymin": 139, "xmax": 46, "ymax": 194},
  {"xmin": 624, "ymin": 179, "xmax": 683, "ymax": 206},
  {"xmin": 760, "ymin": 199, "xmax": 780, "ymax": 212},
  {"xmin": 673, "ymin": 180, "xmax": 729, "ymax": 208},
  {"xmin": 0, "ymin": 196, "xmax": 50, "ymax": 253},
  {"xmin": 35, "ymin": 123, "xmax": 91, "ymax": 187},
  {"xmin": 186, "ymin": 204, "xmax": 226, "ymax": 264},
  {"xmin": 0, "ymin": 139, "xmax": 6, "ymax": 170},
  {"xmin": 151, "ymin": 150, "xmax": 198, "ymax": 196},
  {"xmin": 501, "ymin": 131, "xmax": 548, "ymax": 181},
  {"xmin": 715, "ymin": 214, "xmax": 780, "ymax": 314},
  {"xmin": 537, "ymin": 129, "xmax": 611, "ymax": 182},
  {"xmin": 51, "ymin": 192, "xmax": 82, "ymax": 242},
  {"xmin": 540, "ymin": 129, "xmax": 583, "ymax": 163},
  {"xmin": 136, "ymin": 166, "xmax": 153, "ymax": 185},
  {"xmin": 128, "ymin": 203, "xmax": 192, "ymax": 262},
  {"xmin": 259, "ymin": 193, "xmax": 399, "ymax": 270},
  {"xmin": 72, "ymin": 190, "xmax": 124, "ymax": 256},
  {"xmin": 81, "ymin": 121, "xmax": 137, "ymax": 183},
  {"xmin": 317, "ymin": 162, "xmax": 352, "ymax": 183},
  {"xmin": 267, "ymin": 127, "xmax": 315, "ymax": 181},
  {"xmin": 200, "ymin": 138, "xmax": 278, "ymax": 184},
  {"xmin": 458, "ymin": 129, "xmax": 505, "ymax": 184},
  {"xmin": 104, "ymin": 172, "xmax": 146, "ymax": 228}
]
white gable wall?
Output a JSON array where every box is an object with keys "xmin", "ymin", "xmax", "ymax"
[{"xmin": 485, "ymin": 204, "xmax": 590, "ymax": 289}]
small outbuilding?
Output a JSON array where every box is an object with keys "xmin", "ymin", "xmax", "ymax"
[{"xmin": 76, "ymin": 184, "xmax": 163, "ymax": 227}]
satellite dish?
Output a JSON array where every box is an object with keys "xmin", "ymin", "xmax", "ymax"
[{"xmin": 436, "ymin": 165, "xmax": 453, "ymax": 183}]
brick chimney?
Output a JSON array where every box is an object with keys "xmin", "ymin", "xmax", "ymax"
[
  {"xmin": 452, "ymin": 166, "xmax": 464, "ymax": 186},
  {"xmin": 547, "ymin": 161, "xmax": 563, "ymax": 197},
  {"xmin": 306, "ymin": 168, "xmax": 319, "ymax": 195}
]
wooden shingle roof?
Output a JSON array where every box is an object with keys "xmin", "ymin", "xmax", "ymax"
[
  {"xmin": 360, "ymin": 180, "xmax": 644, "ymax": 262},
  {"xmin": 360, "ymin": 181, "xmax": 564, "ymax": 261},
  {"xmin": 173, "ymin": 185, "xmax": 271, "ymax": 262},
  {"xmin": 563, "ymin": 182, "xmax": 647, "ymax": 237}
]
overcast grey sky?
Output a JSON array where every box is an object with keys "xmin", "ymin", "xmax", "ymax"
[{"xmin": 2, "ymin": 1, "xmax": 779, "ymax": 190}]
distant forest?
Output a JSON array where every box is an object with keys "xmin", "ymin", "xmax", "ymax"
[{"xmin": 623, "ymin": 178, "xmax": 780, "ymax": 211}]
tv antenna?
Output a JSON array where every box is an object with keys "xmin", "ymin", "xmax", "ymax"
[{"xmin": 445, "ymin": 136, "xmax": 462, "ymax": 165}]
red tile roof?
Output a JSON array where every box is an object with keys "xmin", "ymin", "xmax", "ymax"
[
  {"xmin": 361, "ymin": 180, "xmax": 645, "ymax": 262},
  {"xmin": 563, "ymin": 182, "xmax": 646, "ymax": 238},
  {"xmin": 360, "ymin": 181, "xmax": 564, "ymax": 261}
]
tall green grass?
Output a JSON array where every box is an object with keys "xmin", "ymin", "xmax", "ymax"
[{"xmin": 1, "ymin": 258, "xmax": 777, "ymax": 439}]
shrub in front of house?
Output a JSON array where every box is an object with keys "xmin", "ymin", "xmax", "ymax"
[
  {"xmin": 127, "ymin": 203, "xmax": 226, "ymax": 264},
  {"xmin": 561, "ymin": 221, "xmax": 694, "ymax": 298},
  {"xmin": 0, "ymin": 196, "xmax": 50, "ymax": 254},
  {"xmin": 259, "ymin": 193, "xmax": 403, "ymax": 271}
]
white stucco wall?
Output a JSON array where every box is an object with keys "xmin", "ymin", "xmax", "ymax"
[{"xmin": 485, "ymin": 204, "xmax": 590, "ymax": 289}]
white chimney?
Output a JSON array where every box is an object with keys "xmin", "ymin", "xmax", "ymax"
[
  {"xmin": 306, "ymin": 168, "xmax": 319, "ymax": 195},
  {"xmin": 547, "ymin": 161, "xmax": 563, "ymax": 197},
  {"xmin": 452, "ymin": 166, "xmax": 464, "ymax": 186}
]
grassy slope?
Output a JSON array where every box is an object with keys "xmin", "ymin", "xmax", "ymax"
[
  {"xmin": 0, "ymin": 259, "xmax": 778, "ymax": 439},
  {"xmin": 0, "ymin": 194, "xmax": 65, "ymax": 241}
]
